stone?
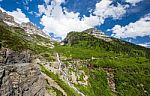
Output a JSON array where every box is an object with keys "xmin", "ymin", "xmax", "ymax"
[
  {"xmin": 0, "ymin": 49, "xmax": 46, "ymax": 96},
  {"xmin": 0, "ymin": 63, "xmax": 45, "ymax": 96}
]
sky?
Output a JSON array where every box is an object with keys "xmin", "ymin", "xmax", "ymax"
[{"xmin": 0, "ymin": 0, "xmax": 150, "ymax": 48}]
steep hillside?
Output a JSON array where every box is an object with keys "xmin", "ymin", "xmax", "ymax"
[
  {"xmin": 0, "ymin": 17, "xmax": 150, "ymax": 96},
  {"xmin": 54, "ymin": 29, "xmax": 150, "ymax": 96},
  {"xmin": 0, "ymin": 20, "xmax": 53, "ymax": 95},
  {"xmin": 63, "ymin": 30, "xmax": 150, "ymax": 58},
  {"xmin": 0, "ymin": 20, "xmax": 81, "ymax": 96}
]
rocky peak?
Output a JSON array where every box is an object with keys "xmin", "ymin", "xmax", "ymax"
[
  {"xmin": 0, "ymin": 11, "xmax": 13, "ymax": 22},
  {"xmin": 0, "ymin": 9, "xmax": 49, "ymax": 38},
  {"xmin": 0, "ymin": 10, "xmax": 18, "ymax": 26},
  {"xmin": 20, "ymin": 22, "xmax": 49, "ymax": 38},
  {"xmin": 83, "ymin": 28, "xmax": 112, "ymax": 42},
  {"xmin": 83, "ymin": 28, "xmax": 105, "ymax": 36}
]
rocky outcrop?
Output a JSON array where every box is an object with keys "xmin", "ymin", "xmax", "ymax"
[
  {"xmin": 0, "ymin": 10, "xmax": 14, "ymax": 22},
  {"xmin": 0, "ymin": 48, "xmax": 46, "ymax": 96},
  {"xmin": 0, "ymin": 63, "xmax": 45, "ymax": 96},
  {"xmin": 0, "ymin": 48, "xmax": 31, "ymax": 65},
  {"xmin": 0, "ymin": 9, "xmax": 49, "ymax": 38},
  {"xmin": 63, "ymin": 28, "xmax": 112, "ymax": 45},
  {"xmin": 21, "ymin": 22, "xmax": 49, "ymax": 38},
  {"xmin": 83, "ymin": 28, "xmax": 112, "ymax": 42},
  {"xmin": 83, "ymin": 28, "xmax": 105, "ymax": 36},
  {"xmin": 103, "ymin": 68, "xmax": 116, "ymax": 93},
  {"xmin": 0, "ymin": 10, "xmax": 19, "ymax": 27}
]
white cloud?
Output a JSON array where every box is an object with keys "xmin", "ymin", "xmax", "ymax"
[
  {"xmin": 94, "ymin": 0, "xmax": 129, "ymax": 23},
  {"xmin": 0, "ymin": 7, "xmax": 30, "ymax": 24},
  {"xmin": 111, "ymin": 13, "xmax": 150, "ymax": 38},
  {"xmin": 44, "ymin": 0, "xmax": 50, "ymax": 4},
  {"xmin": 0, "ymin": 7, "xmax": 6, "ymax": 12},
  {"xmin": 126, "ymin": 0, "xmax": 143, "ymax": 6},
  {"xmin": 40, "ymin": 11, "xmax": 94, "ymax": 38},
  {"xmin": 7, "ymin": 8, "xmax": 30, "ymax": 24},
  {"xmin": 39, "ymin": 0, "xmax": 129, "ymax": 38},
  {"xmin": 138, "ymin": 42, "xmax": 150, "ymax": 48},
  {"xmin": 0, "ymin": 0, "xmax": 3, "ymax": 2},
  {"xmin": 54, "ymin": 0, "xmax": 65, "ymax": 4}
]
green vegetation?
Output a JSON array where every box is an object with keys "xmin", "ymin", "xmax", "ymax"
[
  {"xmin": 75, "ymin": 69, "xmax": 112, "ymax": 96},
  {"xmin": 55, "ymin": 31, "xmax": 150, "ymax": 96},
  {"xmin": 0, "ymin": 21, "xmax": 29, "ymax": 50},
  {"xmin": 88, "ymin": 69, "xmax": 112, "ymax": 96},
  {"xmin": 1, "ymin": 20, "xmax": 150, "ymax": 96},
  {"xmin": 55, "ymin": 45, "xmax": 115, "ymax": 59},
  {"xmin": 40, "ymin": 64, "xmax": 80, "ymax": 96},
  {"xmin": 46, "ymin": 86, "xmax": 64, "ymax": 96},
  {"xmin": 0, "ymin": 21, "xmax": 54, "ymax": 58},
  {"xmin": 64, "ymin": 32, "xmax": 150, "ymax": 58}
]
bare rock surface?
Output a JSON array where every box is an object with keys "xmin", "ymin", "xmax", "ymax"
[{"xmin": 0, "ymin": 49, "xmax": 46, "ymax": 96}]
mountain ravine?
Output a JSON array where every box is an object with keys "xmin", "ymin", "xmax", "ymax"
[{"xmin": 0, "ymin": 11, "xmax": 150, "ymax": 96}]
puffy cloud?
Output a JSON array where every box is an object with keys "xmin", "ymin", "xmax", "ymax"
[
  {"xmin": 39, "ymin": 0, "xmax": 129, "ymax": 38},
  {"xmin": 40, "ymin": 12, "xmax": 94, "ymax": 38},
  {"xmin": 94, "ymin": 0, "xmax": 129, "ymax": 23},
  {"xmin": 0, "ymin": 7, "xmax": 6, "ymax": 12},
  {"xmin": 44, "ymin": 0, "xmax": 50, "ymax": 4},
  {"xmin": 0, "ymin": 7, "xmax": 29, "ymax": 24},
  {"xmin": 111, "ymin": 14, "xmax": 150, "ymax": 38},
  {"xmin": 38, "ymin": 5, "xmax": 46, "ymax": 15},
  {"xmin": 125, "ymin": 0, "xmax": 143, "ymax": 6},
  {"xmin": 54, "ymin": 0, "xmax": 65, "ymax": 4},
  {"xmin": 138, "ymin": 42, "xmax": 150, "ymax": 48},
  {"xmin": 7, "ymin": 8, "xmax": 30, "ymax": 24}
]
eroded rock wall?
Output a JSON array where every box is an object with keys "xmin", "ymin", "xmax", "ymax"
[
  {"xmin": 0, "ymin": 49, "xmax": 45, "ymax": 96},
  {"xmin": 0, "ymin": 63, "xmax": 45, "ymax": 96}
]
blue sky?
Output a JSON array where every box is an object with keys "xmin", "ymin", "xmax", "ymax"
[{"xmin": 0, "ymin": 0, "xmax": 150, "ymax": 47}]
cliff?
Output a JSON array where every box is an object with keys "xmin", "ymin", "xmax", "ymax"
[{"xmin": 0, "ymin": 49, "xmax": 46, "ymax": 96}]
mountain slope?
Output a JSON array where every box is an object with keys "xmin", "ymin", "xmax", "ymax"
[
  {"xmin": 0, "ymin": 15, "xmax": 150, "ymax": 96},
  {"xmin": 0, "ymin": 20, "xmax": 81, "ymax": 96},
  {"xmin": 63, "ymin": 29, "xmax": 150, "ymax": 58},
  {"xmin": 54, "ymin": 29, "xmax": 150, "ymax": 96}
]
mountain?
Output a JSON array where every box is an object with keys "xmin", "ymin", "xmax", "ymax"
[
  {"xmin": 55, "ymin": 29, "xmax": 150, "ymax": 96},
  {"xmin": 63, "ymin": 29, "xmax": 150, "ymax": 58},
  {"xmin": 0, "ymin": 10, "xmax": 49, "ymax": 38},
  {"xmin": 0, "ymin": 12, "xmax": 150, "ymax": 96},
  {"xmin": 21, "ymin": 22, "xmax": 50, "ymax": 38},
  {"xmin": 83, "ymin": 28, "xmax": 112, "ymax": 42}
]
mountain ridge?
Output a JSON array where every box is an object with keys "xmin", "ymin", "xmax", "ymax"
[{"xmin": 0, "ymin": 9, "xmax": 49, "ymax": 38}]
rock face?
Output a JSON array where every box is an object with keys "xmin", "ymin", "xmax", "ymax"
[
  {"xmin": 63, "ymin": 28, "xmax": 112, "ymax": 45},
  {"xmin": 0, "ymin": 63, "xmax": 45, "ymax": 96},
  {"xmin": 0, "ymin": 48, "xmax": 31, "ymax": 65},
  {"xmin": 83, "ymin": 28, "xmax": 112, "ymax": 42},
  {"xmin": 83, "ymin": 28, "xmax": 105, "ymax": 36},
  {"xmin": 21, "ymin": 22, "xmax": 49, "ymax": 38},
  {"xmin": 0, "ymin": 10, "xmax": 19, "ymax": 27},
  {"xmin": 0, "ymin": 10, "xmax": 14, "ymax": 22},
  {"xmin": 0, "ymin": 9, "xmax": 49, "ymax": 38},
  {"xmin": 0, "ymin": 49, "xmax": 46, "ymax": 96}
]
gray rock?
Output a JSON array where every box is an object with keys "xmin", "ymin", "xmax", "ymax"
[
  {"xmin": 0, "ymin": 48, "xmax": 31, "ymax": 65},
  {"xmin": 0, "ymin": 49, "xmax": 46, "ymax": 96},
  {"xmin": 0, "ymin": 63, "xmax": 45, "ymax": 96}
]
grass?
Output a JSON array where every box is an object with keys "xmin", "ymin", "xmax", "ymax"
[
  {"xmin": 46, "ymin": 86, "xmax": 64, "ymax": 96},
  {"xmin": 54, "ymin": 45, "xmax": 117, "ymax": 59},
  {"xmin": 54, "ymin": 31, "xmax": 150, "ymax": 96},
  {"xmin": 1, "ymin": 20, "xmax": 150, "ymax": 96}
]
